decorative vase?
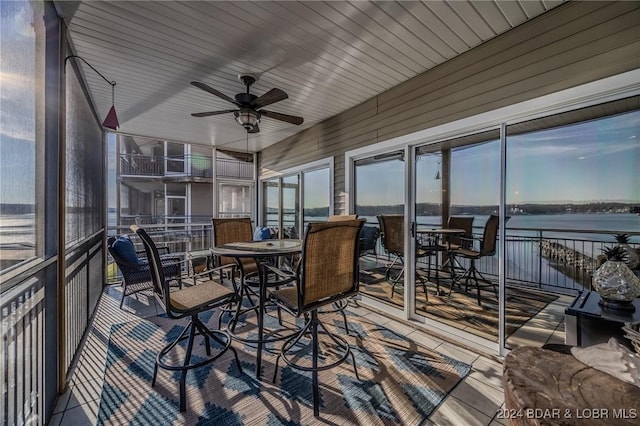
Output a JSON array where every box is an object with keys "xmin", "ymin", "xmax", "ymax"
[{"xmin": 592, "ymin": 260, "xmax": 640, "ymax": 311}]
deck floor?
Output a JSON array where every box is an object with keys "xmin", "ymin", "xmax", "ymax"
[{"xmin": 48, "ymin": 282, "xmax": 534, "ymax": 426}]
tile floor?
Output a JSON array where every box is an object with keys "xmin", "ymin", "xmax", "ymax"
[{"xmin": 47, "ymin": 283, "xmax": 537, "ymax": 426}]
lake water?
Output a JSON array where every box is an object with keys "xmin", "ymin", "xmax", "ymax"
[
  {"xmin": 269, "ymin": 212, "xmax": 639, "ymax": 289},
  {"xmin": 5, "ymin": 212, "xmax": 638, "ymax": 246},
  {"xmin": 3, "ymin": 212, "xmax": 639, "ymax": 279},
  {"xmin": 272, "ymin": 213, "xmax": 640, "ymax": 238}
]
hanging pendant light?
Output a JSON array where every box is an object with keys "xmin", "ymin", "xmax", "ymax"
[{"xmin": 102, "ymin": 82, "xmax": 119, "ymax": 130}]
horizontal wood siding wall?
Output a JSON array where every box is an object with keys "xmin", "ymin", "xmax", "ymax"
[{"xmin": 259, "ymin": 1, "xmax": 640, "ymax": 215}]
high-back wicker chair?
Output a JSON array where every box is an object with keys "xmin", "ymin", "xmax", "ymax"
[
  {"xmin": 439, "ymin": 216, "xmax": 475, "ymax": 277},
  {"xmin": 327, "ymin": 214, "xmax": 358, "ymax": 221},
  {"xmin": 377, "ymin": 214, "xmax": 404, "ymax": 282},
  {"xmin": 212, "ymin": 217, "xmax": 293, "ymax": 330},
  {"xmin": 448, "ymin": 215, "xmax": 509, "ymax": 305},
  {"xmin": 377, "ymin": 214, "xmax": 404, "ymax": 261},
  {"xmin": 131, "ymin": 225, "xmax": 242, "ymax": 412},
  {"xmin": 107, "ymin": 234, "xmax": 182, "ymax": 308},
  {"xmin": 324, "ymin": 214, "xmax": 361, "ymax": 332},
  {"xmin": 212, "ymin": 218, "xmax": 258, "ymax": 279},
  {"xmin": 270, "ymin": 219, "xmax": 364, "ymax": 417}
]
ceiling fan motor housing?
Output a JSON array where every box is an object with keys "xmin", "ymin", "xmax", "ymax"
[{"xmin": 235, "ymin": 92, "xmax": 257, "ymax": 105}]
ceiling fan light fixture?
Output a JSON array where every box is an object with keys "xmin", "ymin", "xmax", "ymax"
[{"xmin": 234, "ymin": 108, "xmax": 260, "ymax": 130}]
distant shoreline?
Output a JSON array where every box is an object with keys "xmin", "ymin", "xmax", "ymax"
[
  {"xmin": 3, "ymin": 202, "xmax": 638, "ymax": 217},
  {"xmin": 0, "ymin": 204, "xmax": 35, "ymax": 214}
]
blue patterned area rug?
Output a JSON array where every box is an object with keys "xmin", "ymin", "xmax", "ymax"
[{"xmin": 97, "ymin": 307, "xmax": 471, "ymax": 425}]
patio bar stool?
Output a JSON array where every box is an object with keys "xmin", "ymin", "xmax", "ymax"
[
  {"xmin": 132, "ymin": 225, "xmax": 242, "ymax": 412},
  {"xmin": 270, "ymin": 219, "xmax": 364, "ymax": 416}
]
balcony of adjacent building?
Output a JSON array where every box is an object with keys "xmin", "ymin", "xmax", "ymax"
[{"xmin": 119, "ymin": 154, "xmax": 253, "ymax": 183}]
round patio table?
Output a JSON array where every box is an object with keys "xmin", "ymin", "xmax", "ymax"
[
  {"xmin": 416, "ymin": 228, "xmax": 465, "ymax": 294},
  {"xmin": 211, "ymin": 239, "xmax": 302, "ymax": 378}
]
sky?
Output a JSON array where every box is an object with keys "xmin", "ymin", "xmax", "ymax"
[
  {"xmin": 0, "ymin": 1, "xmax": 38, "ymax": 205},
  {"xmin": 356, "ymin": 109, "xmax": 640, "ymax": 207},
  {"xmin": 2, "ymin": 1, "xmax": 638, "ymax": 209}
]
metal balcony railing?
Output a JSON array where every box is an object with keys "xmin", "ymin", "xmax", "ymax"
[
  {"xmin": 1, "ymin": 233, "xmax": 103, "ymax": 426},
  {"xmin": 216, "ymin": 158, "xmax": 253, "ymax": 179},
  {"xmin": 119, "ymin": 155, "xmax": 253, "ymax": 179},
  {"xmin": 107, "ymin": 223, "xmax": 214, "ymax": 284},
  {"xmin": 116, "ymin": 221, "xmax": 638, "ymax": 295},
  {"xmin": 120, "ymin": 154, "xmax": 164, "ymax": 176},
  {"xmin": 425, "ymin": 225, "xmax": 640, "ymax": 294}
]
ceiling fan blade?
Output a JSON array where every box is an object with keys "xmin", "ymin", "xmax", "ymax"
[
  {"xmin": 191, "ymin": 109, "xmax": 237, "ymax": 117},
  {"xmin": 251, "ymin": 88, "xmax": 288, "ymax": 109},
  {"xmin": 260, "ymin": 109, "xmax": 304, "ymax": 125},
  {"xmin": 190, "ymin": 81, "xmax": 238, "ymax": 106},
  {"xmin": 248, "ymin": 124, "xmax": 260, "ymax": 133}
]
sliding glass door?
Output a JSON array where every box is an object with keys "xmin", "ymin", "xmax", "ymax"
[
  {"xmin": 260, "ymin": 159, "xmax": 332, "ymax": 238},
  {"xmin": 503, "ymin": 101, "xmax": 640, "ymax": 351},
  {"xmin": 354, "ymin": 151, "xmax": 407, "ymax": 312},
  {"xmin": 411, "ymin": 131, "xmax": 502, "ymax": 346},
  {"xmin": 349, "ymin": 92, "xmax": 639, "ymax": 355}
]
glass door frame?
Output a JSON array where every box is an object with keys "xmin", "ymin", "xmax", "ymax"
[
  {"xmin": 345, "ymin": 146, "xmax": 412, "ymax": 320},
  {"xmin": 258, "ymin": 157, "xmax": 334, "ymax": 236},
  {"xmin": 346, "ymin": 130, "xmax": 509, "ymax": 354},
  {"xmin": 165, "ymin": 141, "xmax": 187, "ymax": 175},
  {"xmin": 346, "ymin": 70, "xmax": 639, "ymax": 356}
]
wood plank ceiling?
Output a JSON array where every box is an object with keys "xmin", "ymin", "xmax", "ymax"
[{"xmin": 55, "ymin": 1, "xmax": 563, "ymax": 152}]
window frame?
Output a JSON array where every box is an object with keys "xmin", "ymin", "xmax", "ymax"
[{"xmin": 258, "ymin": 157, "xmax": 334, "ymax": 233}]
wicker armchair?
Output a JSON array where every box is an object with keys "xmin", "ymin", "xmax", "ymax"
[
  {"xmin": 269, "ymin": 219, "xmax": 364, "ymax": 417},
  {"xmin": 132, "ymin": 225, "xmax": 242, "ymax": 412},
  {"xmin": 107, "ymin": 234, "xmax": 182, "ymax": 308}
]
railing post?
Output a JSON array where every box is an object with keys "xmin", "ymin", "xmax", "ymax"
[{"xmin": 537, "ymin": 230, "xmax": 543, "ymax": 288}]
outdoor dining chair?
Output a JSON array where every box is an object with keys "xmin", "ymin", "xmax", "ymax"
[
  {"xmin": 440, "ymin": 216, "xmax": 475, "ymax": 276},
  {"xmin": 377, "ymin": 214, "xmax": 429, "ymax": 299},
  {"xmin": 212, "ymin": 218, "xmax": 293, "ymax": 330},
  {"xmin": 448, "ymin": 215, "xmax": 510, "ymax": 305},
  {"xmin": 325, "ymin": 214, "xmax": 363, "ymax": 333},
  {"xmin": 132, "ymin": 225, "xmax": 242, "ymax": 412},
  {"xmin": 269, "ymin": 219, "xmax": 364, "ymax": 417}
]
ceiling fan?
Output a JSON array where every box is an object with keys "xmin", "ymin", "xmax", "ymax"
[{"xmin": 190, "ymin": 74, "xmax": 304, "ymax": 133}]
